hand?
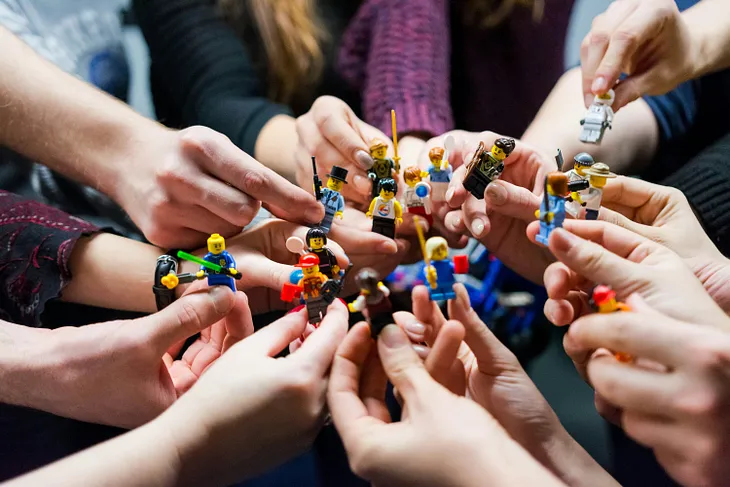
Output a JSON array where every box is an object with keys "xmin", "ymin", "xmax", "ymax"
[
  {"xmin": 157, "ymin": 301, "xmax": 349, "ymax": 485},
  {"xmin": 117, "ymin": 126, "xmax": 323, "ymax": 248},
  {"xmin": 295, "ymin": 96, "xmax": 391, "ymax": 206},
  {"xmin": 580, "ymin": 0, "xmax": 694, "ymax": 110},
  {"xmin": 571, "ymin": 294, "xmax": 730, "ymax": 487},
  {"xmin": 327, "ymin": 323, "xmax": 563, "ymax": 487},
  {"xmin": 445, "ymin": 132, "xmax": 555, "ymax": 283},
  {"xmin": 3, "ymin": 287, "xmax": 253, "ymax": 428}
]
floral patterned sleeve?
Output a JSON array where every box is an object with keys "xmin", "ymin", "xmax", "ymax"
[{"xmin": 0, "ymin": 191, "xmax": 99, "ymax": 326}]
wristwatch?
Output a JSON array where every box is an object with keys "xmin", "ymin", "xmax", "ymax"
[{"xmin": 153, "ymin": 253, "xmax": 179, "ymax": 310}]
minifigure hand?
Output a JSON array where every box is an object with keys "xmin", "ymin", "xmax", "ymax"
[
  {"xmin": 545, "ymin": 211, "xmax": 554, "ymax": 223},
  {"xmin": 228, "ymin": 268, "xmax": 238, "ymax": 276},
  {"xmin": 118, "ymin": 126, "xmax": 323, "ymax": 249},
  {"xmin": 365, "ymin": 212, "xmax": 372, "ymax": 219},
  {"xmin": 196, "ymin": 270, "xmax": 205, "ymax": 279},
  {"xmin": 395, "ymin": 217, "xmax": 403, "ymax": 225},
  {"xmin": 335, "ymin": 211, "xmax": 344, "ymax": 220},
  {"xmin": 327, "ymin": 323, "xmax": 562, "ymax": 487},
  {"xmin": 161, "ymin": 273, "xmax": 179, "ymax": 289},
  {"xmin": 580, "ymin": 0, "xmax": 696, "ymax": 111},
  {"xmin": 332, "ymin": 265, "xmax": 341, "ymax": 276}
]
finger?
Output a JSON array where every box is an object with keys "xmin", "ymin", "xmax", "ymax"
[
  {"xmin": 393, "ymin": 311, "xmax": 428, "ymax": 343},
  {"xmin": 485, "ymin": 180, "xmax": 541, "ymax": 223},
  {"xmin": 543, "ymin": 261, "xmax": 591, "ymax": 300},
  {"xmin": 291, "ymin": 300, "xmax": 349, "ymax": 376},
  {"xmin": 145, "ymin": 286, "xmax": 236, "ymax": 353},
  {"xmin": 329, "ymin": 220, "xmax": 399, "ymax": 256},
  {"xmin": 612, "ymin": 71, "xmax": 653, "ymax": 110},
  {"xmin": 562, "ymin": 330, "xmax": 593, "ymax": 382},
  {"xmin": 587, "ymin": 354, "xmax": 677, "ymax": 415},
  {"xmin": 446, "ymin": 165, "xmax": 469, "ymax": 209},
  {"xmin": 235, "ymin": 253, "xmax": 296, "ymax": 291},
  {"xmin": 233, "ymin": 308, "xmax": 308, "ymax": 357},
  {"xmin": 424, "ymin": 320, "xmax": 466, "ymax": 392},
  {"xmin": 444, "ymin": 209, "xmax": 467, "ymax": 235},
  {"xmin": 461, "ymin": 192, "xmax": 490, "ymax": 239},
  {"xmin": 167, "ymin": 204, "xmax": 242, "ymax": 238},
  {"xmin": 359, "ymin": 333, "xmax": 391, "ymax": 422},
  {"xmin": 222, "ymin": 291, "xmax": 255, "ymax": 353},
  {"xmin": 411, "ymin": 285, "xmax": 448, "ymax": 345},
  {"xmin": 595, "ymin": 391, "xmax": 624, "ymax": 426},
  {"xmin": 182, "ymin": 128, "xmax": 323, "ymax": 224},
  {"xmin": 621, "ymin": 410, "xmax": 677, "ymax": 450},
  {"xmin": 317, "ymin": 108, "xmax": 373, "ymax": 170},
  {"xmin": 544, "ymin": 291, "xmax": 591, "ymax": 326}
]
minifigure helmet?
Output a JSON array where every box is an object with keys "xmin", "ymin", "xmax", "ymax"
[
  {"xmin": 573, "ymin": 152, "xmax": 595, "ymax": 167},
  {"xmin": 296, "ymin": 253, "xmax": 321, "ymax": 268},
  {"xmin": 306, "ymin": 227, "xmax": 328, "ymax": 245},
  {"xmin": 592, "ymin": 285, "xmax": 615, "ymax": 305}
]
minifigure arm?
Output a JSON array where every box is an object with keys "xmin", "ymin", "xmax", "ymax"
[
  {"xmin": 366, "ymin": 198, "xmax": 377, "ymax": 217},
  {"xmin": 377, "ymin": 282, "xmax": 391, "ymax": 297},
  {"xmin": 394, "ymin": 201, "xmax": 404, "ymax": 223},
  {"xmin": 348, "ymin": 295, "xmax": 366, "ymax": 313},
  {"xmin": 605, "ymin": 107, "xmax": 614, "ymax": 127},
  {"xmin": 335, "ymin": 195, "xmax": 345, "ymax": 219}
]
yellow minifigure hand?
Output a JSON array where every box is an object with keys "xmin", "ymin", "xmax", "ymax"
[
  {"xmin": 347, "ymin": 303, "xmax": 356, "ymax": 312},
  {"xmin": 546, "ymin": 212, "xmax": 554, "ymax": 223},
  {"xmin": 534, "ymin": 209, "xmax": 540, "ymax": 219},
  {"xmin": 420, "ymin": 170, "xmax": 429, "ymax": 179},
  {"xmin": 426, "ymin": 266, "xmax": 438, "ymax": 287},
  {"xmin": 442, "ymin": 159, "xmax": 450, "ymax": 170},
  {"xmin": 228, "ymin": 268, "xmax": 238, "ymax": 276},
  {"xmin": 395, "ymin": 217, "xmax": 403, "ymax": 225},
  {"xmin": 332, "ymin": 265, "xmax": 340, "ymax": 276},
  {"xmin": 161, "ymin": 273, "xmax": 179, "ymax": 289},
  {"xmin": 196, "ymin": 270, "xmax": 205, "ymax": 279},
  {"xmin": 366, "ymin": 212, "xmax": 373, "ymax": 219},
  {"xmin": 335, "ymin": 211, "xmax": 344, "ymax": 220},
  {"xmin": 571, "ymin": 192, "xmax": 583, "ymax": 204},
  {"xmin": 393, "ymin": 156, "xmax": 401, "ymax": 173}
]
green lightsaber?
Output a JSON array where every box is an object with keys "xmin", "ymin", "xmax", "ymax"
[{"xmin": 177, "ymin": 251, "xmax": 242, "ymax": 280}]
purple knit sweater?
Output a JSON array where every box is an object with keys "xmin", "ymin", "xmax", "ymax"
[{"xmin": 339, "ymin": 0, "xmax": 575, "ymax": 138}]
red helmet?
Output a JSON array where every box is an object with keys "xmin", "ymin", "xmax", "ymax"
[
  {"xmin": 592, "ymin": 285, "xmax": 615, "ymax": 305},
  {"xmin": 296, "ymin": 253, "xmax": 320, "ymax": 268}
]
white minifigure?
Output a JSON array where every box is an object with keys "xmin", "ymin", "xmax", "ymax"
[
  {"xmin": 582, "ymin": 163, "xmax": 617, "ymax": 220},
  {"xmin": 580, "ymin": 89, "xmax": 615, "ymax": 145},
  {"xmin": 403, "ymin": 166, "xmax": 433, "ymax": 226},
  {"xmin": 564, "ymin": 152, "xmax": 595, "ymax": 218}
]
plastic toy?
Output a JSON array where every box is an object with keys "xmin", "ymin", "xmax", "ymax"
[
  {"xmin": 305, "ymin": 227, "xmax": 340, "ymax": 278},
  {"xmin": 565, "ymin": 152, "xmax": 594, "ymax": 217},
  {"xmin": 402, "ymin": 166, "xmax": 433, "ymax": 226},
  {"xmin": 463, "ymin": 138, "xmax": 516, "ymax": 200},
  {"xmin": 318, "ymin": 165, "xmax": 348, "ymax": 233},
  {"xmin": 535, "ymin": 172, "xmax": 570, "ymax": 246},
  {"xmin": 366, "ymin": 178, "xmax": 403, "ymax": 239},
  {"xmin": 590, "ymin": 285, "xmax": 632, "ymax": 362},
  {"xmin": 582, "ymin": 163, "xmax": 616, "ymax": 220},
  {"xmin": 348, "ymin": 268, "xmax": 393, "ymax": 338},
  {"xmin": 413, "ymin": 218, "xmax": 468, "ymax": 301},
  {"xmin": 580, "ymin": 90, "xmax": 615, "ymax": 145},
  {"xmin": 159, "ymin": 234, "xmax": 240, "ymax": 293},
  {"xmin": 427, "ymin": 138, "xmax": 453, "ymax": 202}
]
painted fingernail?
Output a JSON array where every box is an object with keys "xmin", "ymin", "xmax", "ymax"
[
  {"xmin": 550, "ymin": 228, "xmax": 578, "ymax": 253},
  {"xmin": 485, "ymin": 183, "xmax": 506, "ymax": 205},
  {"xmin": 378, "ymin": 240, "xmax": 398, "ymax": 254},
  {"xmin": 471, "ymin": 218, "xmax": 485, "ymax": 237},
  {"xmin": 405, "ymin": 321, "xmax": 426, "ymax": 337},
  {"xmin": 412, "ymin": 344, "xmax": 429, "ymax": 359},
  {"xmin": 445, "ymin": 187, "xmax": 455, "ymax": 203},
  {"xmin": 355, "ymin": 150, "xmax": 374, "ymax": 170},
  {"xmin": 381, "ymin": 325, "xmax": 409, "ymax": 348},
  {"xmin": 592, "ymin": 77, "xmax": 608, "ymax": 93},
  {"xmin": 353, "ymin": 174, "xmax": 371, "ymax": 192},
  {"xmin": 447, "ymin": 214, "xmax": 462, "ymax": 232}
]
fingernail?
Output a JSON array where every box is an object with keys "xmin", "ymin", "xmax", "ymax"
[
  {"xmin": 471, "ymin": 218, "xmax": 485, "ymax": 237},
  {"xmin": 209, "ymin": 286, "xmax": 232, "ymax": 313},
  {"xmin": 355, "ymin": 150, "xmax": 374, "ymax": 170},
  {"xmin": 485, "ymin": 183, "xmax": 506, "ymax": 205},
  {"xmin": 405, "ymin": 321, "xmax": 426, "ymax": 338},
  {"xmin": 380, "ymin": 325, "xmax": 409, "ymax": 348},
  {"xmin": 447, "ymin": 214, "xmax": 461, "ymax": 232},
  {"xmin": 592, "ymin": 77, "xmax": 608, "ymax": 93},
  {"xmin": 445, "ymin": 187, "xmax": 455, "ymax": 203},
  {"xmin": 550, "ymin": 228, "xmax": 578, "ymax": 253},
  {"xmin": 353, "ymin": 175, "xmax": 371, "ymax": 192},
  {"xmin": 412, "ymin": 344, "xmax": 429, "ymax": 359},
  {"xmin": 378, "ymin": 240, "xmax": 398, "ymax": 254},
  {"xmin": 584, "ymin": 94, "xmax": 594, "ymax": 108}
]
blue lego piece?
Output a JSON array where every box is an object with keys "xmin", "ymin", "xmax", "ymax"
[
  {"xmin": 202, "ymin": 251, "xmax": 237, "ymax": 292},
  {"xmin": 319, "ymin": 187, "xmax": 345, "ymax": 233},
  {"xmin": 422, "ymin": 259, "xmax": 459, "ymax": 301},
  {"xmin": 536, "ymin": 193, "xmax": 566, "ymax": 246}
]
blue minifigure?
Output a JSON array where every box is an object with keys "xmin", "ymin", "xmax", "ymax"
[
  {"xmin": 196, "ymin": 233, "xmax": 238, "ymax": 292},
  {"xmin": 319, "ymin": 166, "xmax": 348, "ymax": 233},
  {"xmin": 535, "ymin": 172, "xmax": 569, "ymax": 246},
  {"xmin": 422, "ymin": 237, "xmax": 469, "ymax": 301}
]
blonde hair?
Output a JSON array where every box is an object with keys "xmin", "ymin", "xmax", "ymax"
[
  {"xmin": 463, "ymin": 0, "xmax": 544, "ymax": 28},
  {"xmin": 219, "ymin": 0, "xmax": 327, "ymax": 103},
  {"xmin": 426, "ymin": 237, "xmax": 448, "ymax": 259}
]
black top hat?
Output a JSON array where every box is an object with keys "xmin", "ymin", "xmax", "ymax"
[
  {"xmin": 327, "ymin": 166, "xmax": 349, "ymax": 183},
  {"xmin": 573, "ymin": 152, "xmax": 595, "ymax": 166}
]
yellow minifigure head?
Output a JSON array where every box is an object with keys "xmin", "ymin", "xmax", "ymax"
[
  {"xmin": 429, "ymin": 147, "xmax": 445, "ymax": 170},
  {"xmin": 306, "ymin": 227, "xmax": 327, "ymax": 250},
  {"xmin": 326, "ymin": 165, "xmax": 349, "ymax": 192},
  {"xmin": 573, "ymin": 152, "xmax": 595, "ymax": 177},
  {"xmin": 377, "ymin": 178, "xmax": 397, "ymax": 200},
  {"xmin": 426, "ymin": 236, "xmax": 449, "ymax": 262},
  {"xmin": 370, "ymin": 139, "xmax": 388, "ymax": 160},
  {"xmin": 596, "ymin": 89, "xmax": 616, "ymax": 105},
  {"xmin": 546, "ymin": 172, "xmax": 569, "ymax": 197},
  {"xmin": 585, "ymin": 163, "xmax": 617, "ymax": 190},
  {"xmin": 207, "ymin": 233, "xmax": 226, "ymax": 254},
  {"xmin": 327, "ymin": 178, "xmax": 344, "ymax": 192},
  {"xmin": 592, "ymin": 285, "xmax": 617, "ymax": 313},
  {"xmin": 296, "ymin": 253, "xmax": 321, "ymax": 277},
  {"xmin": 403, "ymin": 167, "xmax": 424, "ymax": 188},
  {"xmin": 490, "ymin": 137, "xmax": 516, "ymax": 162}
]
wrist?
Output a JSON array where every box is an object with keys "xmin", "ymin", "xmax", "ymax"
[
  {"xmin": 0, "ymin": 323, "xmax": 55, "ymax": 408},
  {"xmin": 539, "ymin": 428, "xmax": 617, "ymax": 487}
]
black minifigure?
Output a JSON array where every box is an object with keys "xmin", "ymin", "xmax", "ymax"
[{"xmin": 348, "ymin": 268, "xmax": 394, "ymax": 338}]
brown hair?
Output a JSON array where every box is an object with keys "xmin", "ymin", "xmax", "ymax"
[
  {"xmin": 547, "ymin": 172, "xmax": 568, "ymax": 196},
  {"xmin": 429, "ymin": 147, "xmax": 445, "ymax": 162},
  {"xmin": 218, "ymin": 0, "xmax": 326, "ymax": 103},
  {"xmin": 404, "ymin": 166, "xmax": 424, "ymax": 182},
  {"xmin": 463, "ymin": 0, "xmax": 544, "ymax": 28}
]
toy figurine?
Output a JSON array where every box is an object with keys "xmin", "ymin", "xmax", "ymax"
[
  {"xmin": 582, "ymin": 163, "xmax": 616, "ymax": 220},
  {"xmin": 565, "ymin": 152, "xmax": 595, "ymax": 217},
  {"xmin": 305, "ymin": 227, "xmax": 340, "ymax": 278},
  {"xmin": 182, "ymin": 233, "xmax": 240, "ymax": 292},
  {"xmin": 420, "ymin": 236, "xmax": 469, "ymax": 301},
  {"xmin": 368, "ymin": 139, "xmax": 399, "ymax": 199},
  {"xmin": 427, "ymin": 147, "xmax": 452, "ymax": 202},
  {"xmin": 318, "ymin": 165, "xmax": 348, "ymax": 233},
  {"xmin": 402, "ymin": 166, "xmax": 433, "ymax": 226},
  {"xmin": 281, "ymin": 253, "xmax": 329, "ymax": 325},
  {"xmin": 590, "ymin": 285, "xmax": 632, "ymax": 362},
  {"xmin": 535, "ymin": 172, "xmax": 570, "ymax": 246},
  {"xmin": 348, "ymin": 268, "xmax": 393, "ymax": 338},
  {"xmin": 580, "ymin": 89, "xmax": 615, "ymax": 145},
  {"xmin": 366, "ymin": 178, "xmax": 403, "ymax": 239},
  {"xmin": 463, "ymin": 138, "xmax": 516, "ymax": 200}
]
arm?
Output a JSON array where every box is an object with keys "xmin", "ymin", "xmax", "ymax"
[
  {"xmin": 366, "ymin": 198, "xmax": 377, "ymax": 217},
  {"xmin": 686, "ymin": 0, "xmax": 730, "ymax": 78},
  {"xmin": 133, "ymin": 0, "xmax": 296, "ymax": 178}
]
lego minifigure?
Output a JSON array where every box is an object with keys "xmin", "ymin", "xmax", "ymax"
[
  {"xmin": 427, "ymin": 146, "xmax": 452, "ymax": 202},
  {"xmin": 348, "ymin": 268, "xmax": 393, "ymax": 338},
  {"xmin": 564, "ymin": 152, "xmax": 595, "ymax": 217},
  {"xmin": 582, "ymin": 163, "xmax": 616, "ymax": 220},
  {"xmin": 366, "ymin": 178, "xmax": 403, "ymax": 239},
  {"xmin": 422, "ymin": 236, "xmax": 469, "ymax": 301},
  {"xmin": 318, "ymin": 166, "xmax": 348, "ymax": 233},
  {"xmin": 590, "ymin": 285, "xmax": 632, "ymax": 362},
  {"xmin": 281, "ymin": 253, "xmax": 329, "ymax": 325},
  {"xmin": 535, "ymin": 172, "xmax": 570, "ymax": 247},
  {"xmin": 463, "ymin": 138, "xmax": 516, "ymax": 200},
  {"xmin": 368, "ymin": 139, "xmax": 398, "ymax": 199},
  {"xmin": 402, "ymin": 166, "xmax": 433, "ymax": 226},
  {"xmin": 194, "ymin": 233, "xmax": 239, "ymax": 292},
  {"xmin": 580, "ymin": 89, "xmax": 615, "ymax": 145},
  {"xmin": 305, "ymin": 227, "xmax": 340, "ymax": 278}
]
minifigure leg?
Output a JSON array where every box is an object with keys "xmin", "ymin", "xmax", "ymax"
[{"xmin": 585, "ymin": 209, "xmax": 599, "ymax": 220}]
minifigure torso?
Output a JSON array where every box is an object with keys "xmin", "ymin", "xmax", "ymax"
[
  {"xmin": 427, "ymin": 259, "xmax": 455, "ymax": 287},
  {"xmin": 403, "ymin": 185, "xmax": 425, "ymax": 208},
  {"xmin": 310, "ymin": 247, "xmax": 337, "ymax": 278},
  {"xmin": 203, "ymin": 251, "xmax": 235, "ymax": 274},
  {"xmin": 300, "ymin": 274, "xmax": 326, "ymax": 298},
  {"xmin": 370, "ymin": 158, "xmax": 394, "ymax": 179},
  {"xmin": 321, "ymin": 187, "xmax": 345, "ymax": 214},
  {"xmin": 428, "ymin": 164, "xmax": 452, "ymax": 183},
  {"xmin": 372, "ymin": 196, "xmax": 396, "ymax": 220}
]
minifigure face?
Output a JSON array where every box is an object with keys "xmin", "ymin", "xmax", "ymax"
[
  {"xmin": 207, "ymin": 234, "xmax": 225, "ymax": 254},
  {"xmin": 309, "ymin": 237, "xmax": 324, "ymax": 249},
  {"xmin": 590, "ymin": 175, "xmax": 608, "ymax": 189},
  {"xmin": 379, "ymin": 189, "xmax": 395, "ymax": 200},
  {"xmin": 303, "ymin": 265, "xmax": 320, "ymax": 277},
  {"xmin": 404, "ymin": 174, "xmax": 419, "ymax": 187},
  {"xmin": 430, "ymin": 244, "xmax": 448, "ymax": 261},
  {"xmin": 429, "ymin": 154, "xmax": 443, "ymax": 165},
  {"xmin": 327, "ymin": 178, "xmax": 344, "ymax": 192},
  {"xmin": 597, "ymin": 296, "xmax": 617, "ymax": 312},
  {"xmin": 575, "ymin": 163, "xmax": 590, "ymax": 177},
  {"xmin": 371, "ymin": 146, "xmax": 387, "ymax": 159},
  {"xmin": 491, "ymin": 145, "xmax": 507, "ymax": 161}
]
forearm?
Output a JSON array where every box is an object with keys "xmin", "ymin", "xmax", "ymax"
[
  {"xmin": 466, "ymin": 440, "xmax": 566, "ymax": 487},
  {"xmin": 539, "ymin": 428, "xmax": 619, "ymax": 487},
  {"xmin": 522, "ymin": 68, "xmax": 659, "ymax": 174},
  {"xmin": 255, "ymin": 115, "xmax": 298, "ymax": 181},
  {"xmin": 685, "ymin": 0, "xmax": 730, "ymax": 78}
]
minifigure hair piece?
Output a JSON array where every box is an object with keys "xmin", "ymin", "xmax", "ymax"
[
  {"xmin": 429, "ymin": 147, "xmax": 445, "ymax": 161},
  {"xmin": 355, "ymin": 268, "xmax": 380, "ymax": 292},
  {"xmin": 494, "ymin": 137, "xmax": 516, "ymax": 155},
  {"xmin": 547, "ymin": 172, "xmax": 569, "ymax": 195},
  {"xmin": 306, "ymin": 227, "xmax": 327, "ymax": 244},
  {"xmin": 425, "ymin": 236, "xmax": 448, "ymax": 259},
  {"xmin": 370, "ymin": 139, "xmax": 388, "ymax": 152},
  {"xmin": 404, "ymin": 166, "xmax": 423, "ymax": 182},
  {"xmin": 378, "ymin": 178, "xmax": 397, "ymax": 194}
]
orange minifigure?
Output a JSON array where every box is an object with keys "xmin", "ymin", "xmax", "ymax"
[
  {"xmin": 281, "ymin": 253, "xmax": 329, "ymax": 325},
  {"xmin": 591, "ymin": 285, "xmax": 632, "ymax": 363}
]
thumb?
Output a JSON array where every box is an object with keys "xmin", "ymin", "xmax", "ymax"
[
  {"xmin": 147, "ymin": 286, "xmax": 235, "ymax": 353},
  {"xmin": 377, "ymin": 325, "xmax": 437, "ymax": 409}
]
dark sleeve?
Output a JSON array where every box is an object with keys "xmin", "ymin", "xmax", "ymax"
[
  {"xmin": 0, "ymin": 191, "xmax": 99, "ymax": 326},
  {"xmin": 133, "ymin": 0, "xmax": 292, "ymax": 155}
]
